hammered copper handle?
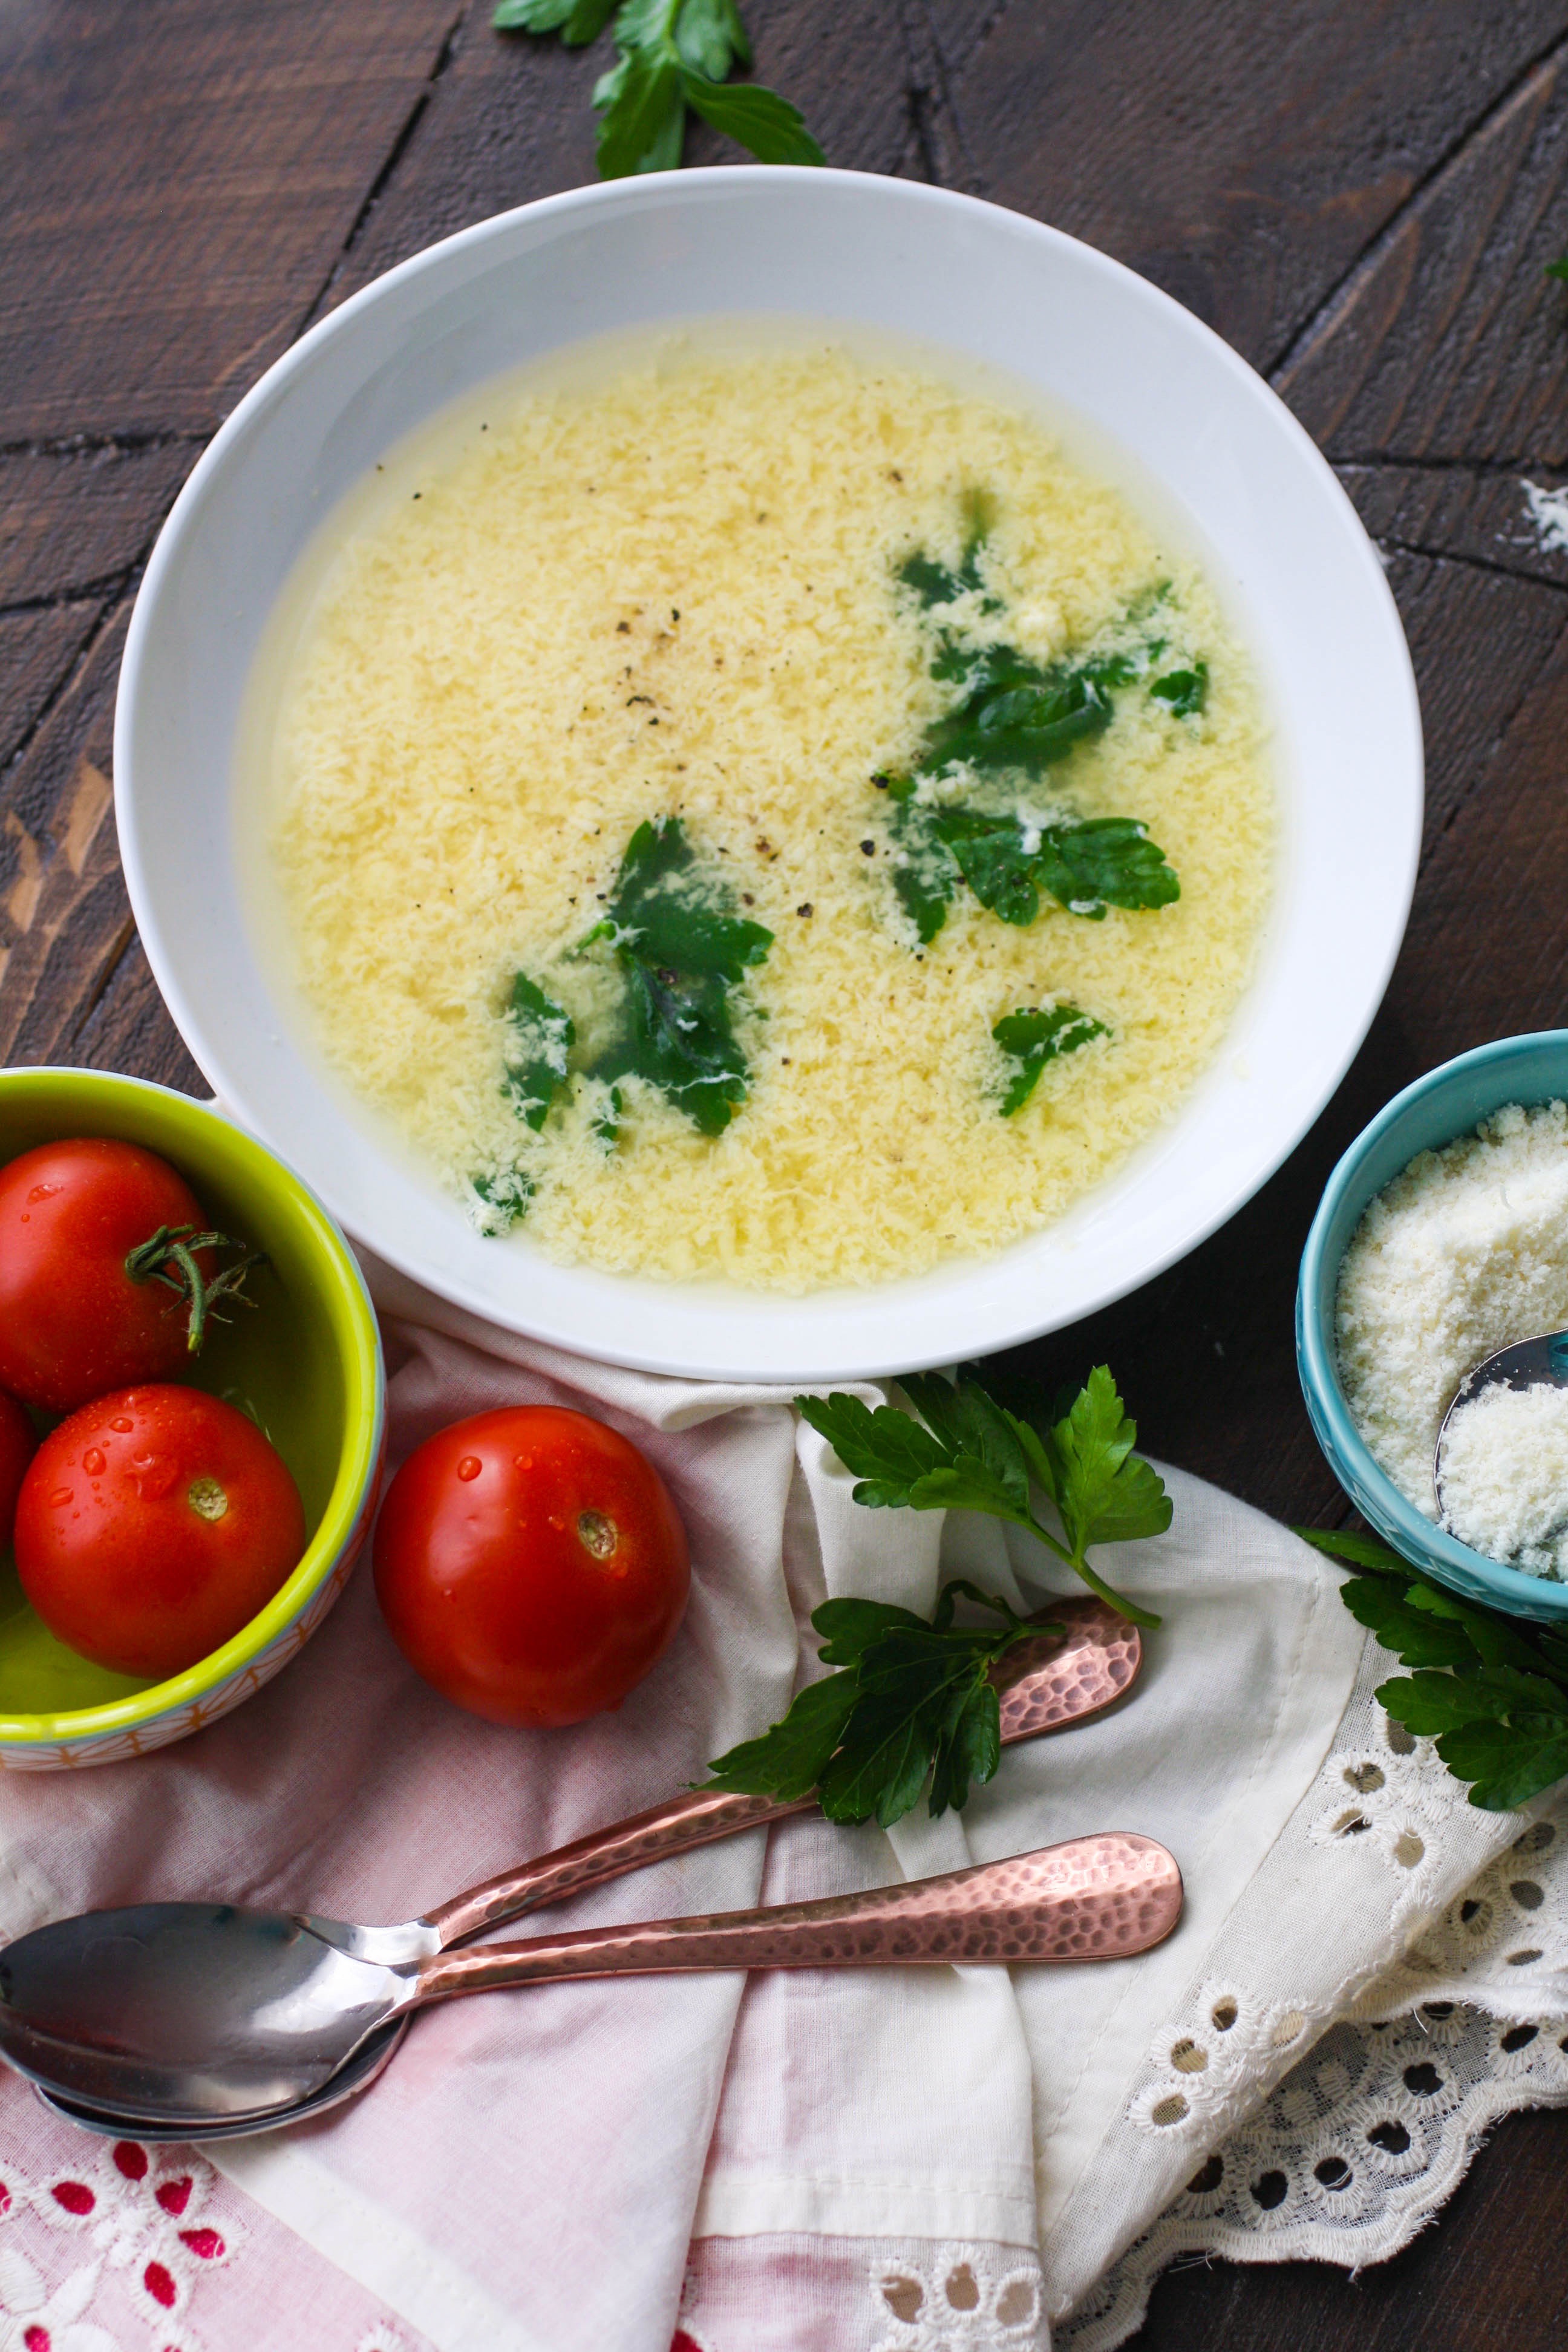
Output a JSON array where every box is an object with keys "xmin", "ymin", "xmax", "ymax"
[
  {"xmin": 414, "ymin": 1832, "xmax": 1181, "ymax": 2001},
  {"xmin": 422, "ymin": 1598, "xmax": 1142, "ymax": 1949}
]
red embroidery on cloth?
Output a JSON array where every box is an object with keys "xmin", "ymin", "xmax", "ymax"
[
  {"xmin": 19, "ymin": 2134, "xmax": 242, "ymax": 2344},
  {"xmin": 671, "ymin": 2332, "xmax": 708, "ymax": 2351},
  {"xmin": 143, "ymin": 2261, "xmax": 177, "ymax": 2309},
  {"xmin": 24, "ymin": 2325, "xmax": 50, "ymax": 2351}
]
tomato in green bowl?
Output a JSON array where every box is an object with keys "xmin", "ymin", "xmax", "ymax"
[{"xmin": 0, "ymin": 1068, "xmax": 384, "ymax": 1768}]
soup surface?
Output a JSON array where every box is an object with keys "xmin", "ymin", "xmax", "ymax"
[{"xmin": 266, "ymin": 336, "xmax": 1273, "ymax": 1289}]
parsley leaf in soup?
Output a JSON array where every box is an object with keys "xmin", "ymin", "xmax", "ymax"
[
  {"xmin": 1030, "ymin": 816, "xmax": 1181, "ymax": 919},
  {"xmin": 467, "ymin": 1166, "xmax": 536, "ymax": 1236},
  {"xmin": 993, "ymin": 1002, "xmax": 1108, "ymax": 1114},
  {"xmin": 501, "ymin": 971, "xmax": 575, "ymax": 1132},
  {"xmin": 889, "ymin": 795, "xmax": 1180, "ymax": 943},
  {"xmin": 898, "ymin": 489, "xmax": 999, "ymax": 612},
  {"xmin": 1149, "ymin": 661, "xmax": 1209, "ymax": 717},
  {"xmin": 586, "ymin": 816, "xmax": 774, "ymax": 1136},
  {"xmin": 924, "ymin": 644, "xmax": 1119, "ymax": 779}
]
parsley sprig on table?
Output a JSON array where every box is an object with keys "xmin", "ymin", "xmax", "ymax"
[
  {"xmin": 707, "ymin": 1367, "xmax": 1169, "ymax": 1825},
  {"xmin": 494, "ymin": 0, "xmax": 825, "ymax": 179},
  {"xmin": 1301, "ymin": 1526, "xmax": 1568, "ymax": 1810}
]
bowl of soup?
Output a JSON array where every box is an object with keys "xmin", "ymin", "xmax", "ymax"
[{"xmin": 116, "ymin": 169, "xmax": 1422, "ymax": 1382}]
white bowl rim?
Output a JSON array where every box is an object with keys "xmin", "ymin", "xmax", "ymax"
[{"xmin": 116, "ymin": 166, "xmax": 1422, "ymax": 1383}]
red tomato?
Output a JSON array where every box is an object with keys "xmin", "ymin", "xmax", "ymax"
[
  {"xmin": 0, "ymin": 1138, "xmax": 220, "ymax": 1413},
  {"xmin": 14, "ymin": 1387, "xmax": 306, "ymax": 1681},
  {"xmin": 373, "ymin": 1405, "xmax": 690, "ymax": 1728},
  {"xmin": 0, "ymin": 1388, "xmax": 36, "ymax": 1552}
]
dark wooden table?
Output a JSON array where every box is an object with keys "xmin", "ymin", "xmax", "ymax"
[{"xmin": 4, "ymin": 3, "xmax": 1567, "ymax": 2341}]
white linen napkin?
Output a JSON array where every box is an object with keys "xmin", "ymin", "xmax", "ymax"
[{"xmin": 0, "ymin": 1254, "xmax": 1396, "ymax": 2351}]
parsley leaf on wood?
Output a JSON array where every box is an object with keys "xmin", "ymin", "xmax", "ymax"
[
  {"xmin": 585, "ymin": 815, "xmax": 773, "ymax": 1135},
  {"xmin": 800, "ymin": 1367, "xmax": 1168, "ymax": 1628},
  {"xmin": 501, "ymin": 971, "xmax": 575, "ymax": 1132},
  {"xmin": 1547, "ymin": 256, "xmax": 1568, "ymax": 281},
  {"xmin": 707, "ymin": 1578, "xmax": 1044, "ymax": 1824},
  {"xmin": 993, "ymin": 1004, "xmax": 1108, "ymax": 1114},
  {"xmin": 1298, "ymin": 1525, "xmax": 1568, "ymax": 1810},
  {"xmin": 498, "ymin": 0, "xmax": 824, "ymax": 179}
]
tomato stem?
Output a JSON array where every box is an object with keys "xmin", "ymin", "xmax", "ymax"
[{"xmin": 124, "ymin": 1225, "xmax": 267, "ymax": 1354}]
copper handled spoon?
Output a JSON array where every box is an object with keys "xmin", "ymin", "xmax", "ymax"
[{"xmin": 4, "ymin": 1599, "xmax": 1147, "ymax": 2141}]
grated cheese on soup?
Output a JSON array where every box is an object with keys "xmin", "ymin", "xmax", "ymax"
[{"xmin": 267, "ymin": 340, "xmax": 1273, "ymax": 1290}]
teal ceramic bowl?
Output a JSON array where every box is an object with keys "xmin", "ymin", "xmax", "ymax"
[
  {"xmin": 1297, "ymin": 1031, "xmax": 1568, "ymax": 1622},
  {"xmin": 0, "ymin": 1068, "xmax": 385, "ymax": 1766}
]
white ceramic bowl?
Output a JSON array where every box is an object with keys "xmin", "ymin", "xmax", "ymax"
[{"xmin": 117, "ymin": 169, "xmax": 1422, "ymax": 1383}]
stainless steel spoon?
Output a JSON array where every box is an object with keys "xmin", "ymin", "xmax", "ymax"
[
  {"xmin": 2, "ymin": 1599, "xmax": 1143, "ymax": 2139},
  {"xmin": 1434, "ymin": 1328, "xmax": 1568, "ymax": 1523},
  {"xmin": 13, "ymin": 1831, "xmax": 1182, "ymax": 2138}
]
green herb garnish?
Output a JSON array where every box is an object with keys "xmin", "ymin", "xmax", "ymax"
[
  {"xmin": 585, "ymin": 815, "xmax": 773, "ymax": 1135},
  {"xmin": 898, "ymin": 488, "xmax": 999, "ymax": 612},
  {"xmin": 882, "ymin": 514, "xmax": 1185, "ymax": 947},
  {"xmin": 1300, "ymin": 1525, "xmax": 1568, "ymax": 1809},
  {"xmin": 889, "ymin": 788, "xmax": 1180, "ymax": 946},
  {"xmin": 993, "ymin": 1002, "xmax": 1108, "ymax": 1114},
  {"xmin": 468, "ymin": 1166, "xmax": 537, "ymax": 1235},
  {"xmin": 1149, "ymin": 662, "xmax": 1208, "ymax": 717},
  {"xmin": 801, "ymin": 1367, "xmax": 1168, "ymax": 1628},
  {"xmin": 501, "ymin": 971, "xmax": 575, "ymax": 1132},
  {"xmin": 707, "ymin": 1365, "xmax": 1168, "ymax": 1823},
  {"xmin": 1547, "ymin": 256, "xmax": 1568, "ymax": 282},
  {"xmin": 708, "ymin": 1579, "xmax": 1047, "ymax": 1826},
  {"xmin": 494, "ymin": 0, "xmax": 824, "ymax": 179}
]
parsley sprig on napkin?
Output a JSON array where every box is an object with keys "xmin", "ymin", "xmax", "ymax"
[
  {"xmin": 707, "ymin": 1369, "xmax": 1169, "ymax": 1828},
  {"xmin": 800, "ymin": 1369, "xmax": 1169, "ymax": 1630},
  {"xmin": 708, "ymin": 1579, "xmax": 1044, "ymax": 1828},
  {"xmin": 1302, "ymin": 1526, "xmax": 1568, "ymax": 1810},
  {"xmin": 494, "ymin": 0, "xmax": 825, "ymax": 178}
]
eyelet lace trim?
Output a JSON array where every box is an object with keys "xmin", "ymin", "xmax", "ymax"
[{"xmin": 1060, "ymin": 1793, "xmax": 1568, "ymax": 2352}]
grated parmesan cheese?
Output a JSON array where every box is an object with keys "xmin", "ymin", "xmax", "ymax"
[
  {"xmin": 1337, "ymin": 1100, "xmax": 1568, "ymax": 1526},
  {"xmin": 265, "ymin": 338, "xmax": 1273, "ymax": 1290},
  {"xmin": 1437, "ymin": 1380, "xmax": 1568, "ymax": 1578}
]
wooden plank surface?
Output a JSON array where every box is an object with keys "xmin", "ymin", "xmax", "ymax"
[{"xmin": 2, "ymin": 2, "xmax": 1567, "ymax": 2341}]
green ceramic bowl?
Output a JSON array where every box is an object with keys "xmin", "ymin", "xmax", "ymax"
[{"xmin": 0, "ymin": 1068, "xmax": 384, "ymax": 1767}]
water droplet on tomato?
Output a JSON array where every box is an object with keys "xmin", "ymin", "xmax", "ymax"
[
  {"xmin": 514, "ymin": 1455, "xmax": 534, "ymax": 1471},
  {"xmin": 82, "ymin": 1448, "xmax": 105, "ymax": 1477},
  {"xmin": 25, "ymin": 1183, "xmax": 61, "ymax": 1204},
  {"xmin": 109, "ymin": 1417, "xmax": 132, "ymax": 1434},
  {"xmin": 456, "ymin": 1456, "xmax": 482, "ymax": 1482},
  {"xmin": 49, "ymin": 1489, "xmax": 72, "ymax": 1509}
]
